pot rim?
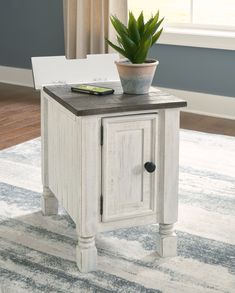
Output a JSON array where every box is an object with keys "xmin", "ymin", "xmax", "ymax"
[{"xmin": 115, "ymin": 59, "xmax": 159, "ymax": 67}]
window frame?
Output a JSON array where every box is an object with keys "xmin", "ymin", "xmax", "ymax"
[
  {"xmin": 158, "ymin": 26, "xmax": 235, "ymax": 51},
  {"xmin": 127, "ymin": 0, "xmax": 235, "ymax": 51}
]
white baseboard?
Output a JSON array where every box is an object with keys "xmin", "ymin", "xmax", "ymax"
[
  {"xmin": 158, "ymin": 86, "xmax": 235, "ymax": 120},
  {"xmin": 0, "ymin": 66, "xmax": 34, "ymax": 87}
]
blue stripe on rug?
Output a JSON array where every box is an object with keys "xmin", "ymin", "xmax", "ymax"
[{"xmin": 0, "ymin": 237, "xmax": 161, "ymax": 293}]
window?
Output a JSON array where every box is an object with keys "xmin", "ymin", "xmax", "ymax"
[
  {"xmin": 128, "ymin": 0, "xmax": 235, "ymax": 50},
  {"xmin": 128, "ymin": 0, "xmax": 235, "ymax": 29}
]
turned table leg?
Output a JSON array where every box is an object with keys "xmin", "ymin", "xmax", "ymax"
[
  {"xmin": 76, "ymin": 235, "xmax": 97, "ymax": 273},
  {"xmin": 157, "ymin": 109, "xmax": 180, "ymax": 257},
  {"xmin": 156, "ymin": 223, "xmax": 177, "ymax": 257},
  {"xmin": 74, "ymin": 116, "xmax": 99, "ymax": 272},
  {"xmin": 42, "ymin": 186, "xmax": 58, "ymax": 216}
]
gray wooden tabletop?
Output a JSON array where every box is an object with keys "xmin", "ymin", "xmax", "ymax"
[{"xmin": 43, "ymin": 82, "xmax": 187, "ymax": 116}]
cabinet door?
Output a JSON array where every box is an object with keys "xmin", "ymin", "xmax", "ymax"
[{"xmin": 102, "ymin": 114, "xmax": 157, "ymax": 222}]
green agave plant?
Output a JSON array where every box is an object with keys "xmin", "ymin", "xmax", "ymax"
[{"xmin": 106, "ymin": 11, "xmax": 164, "ymax": 64}]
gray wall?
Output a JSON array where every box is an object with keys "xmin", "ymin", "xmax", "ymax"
[
  {"xmin": 0, "ymin": 0, "xmax": 65, "ymax": 69},
  {"xmin": 149, "ymin": 45, "xmax": 235, "ymax": 97},
  {"xmin": 0, "ymin": 0, "xmax": 234, "ymax": 97}
]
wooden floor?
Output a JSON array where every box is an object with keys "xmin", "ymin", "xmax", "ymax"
[
  {"xmin": 0, "ymin": 83, "xmax": 40, "ymax": 150},
  {"xmin": 180, "ymin": 112, "xmax": 235, "ymax": 137},
  {"xmin": 0, "ymin": 83, "xmax": 234, "ymax": 150}
]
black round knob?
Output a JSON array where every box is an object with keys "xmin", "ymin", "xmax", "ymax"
[{"xmin": 144, "ymin": 162, "xmax": 156, "ymax": 173}]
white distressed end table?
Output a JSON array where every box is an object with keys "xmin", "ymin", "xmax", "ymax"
[{"xmin": 41, "ymin": 82, "xmax": 187, "ymax": 272}]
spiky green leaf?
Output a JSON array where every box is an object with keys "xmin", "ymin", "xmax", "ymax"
[
  {"xmin": 128, "ymin": 11, "xmax": 141, "ymax": 44},
  {"xmin": 151, "ymin": 28, "xmax": 163, "ymax": 45},
  {"xmin": 105, "ymin": 39, "xmax": 128, "ymax": 58},
  {"xmin": 143, "ymin": 11, "xmax": 158, "ymax": 32},
  {"xmin": 133, "ymin": 37, "xmax": 152, "ymax": 63},
  {"xmin": 110, "ymin": 16, "xmax": 129, "ymax": 37},
  {"xmin": 118, "ymin": 33, "xmax": 137, "ymax": 58},
  {"xmin": 144, "ymin": 16, "xmax": 154, "ymax": 30},
  {"xmin": 117, "ymin": 35, "xmax": 123, "ymax": 47},
  {"xmin": 137, "ymin": 11, "xmax": 145, "ymax": 36},
  {"xmin": 143, "ymin": 11, "xmax": 161, "ymax": 38}
]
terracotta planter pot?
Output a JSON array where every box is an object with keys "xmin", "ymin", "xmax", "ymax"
[{"xmin": 115, "ymin": 59, "xmax": 159, "ymax": 95}]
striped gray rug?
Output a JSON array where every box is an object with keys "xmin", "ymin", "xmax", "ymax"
[{"xmin": 0, "ymin": 129, "xmax": 234, "ymax": 293}]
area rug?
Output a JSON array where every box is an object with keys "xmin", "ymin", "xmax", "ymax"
[{"xmin": 0, "ymin": 129, "xmax": 234, "ymax": 293}]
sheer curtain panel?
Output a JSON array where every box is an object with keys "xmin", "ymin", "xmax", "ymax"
[{"xmin": 63, "ymin": 0, "xmax": 127, "ymax": 59}]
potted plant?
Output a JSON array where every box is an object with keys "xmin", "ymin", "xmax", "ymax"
[{"xmin": 106, "ymin": 11, "xmax": 164, "ymax": 94}]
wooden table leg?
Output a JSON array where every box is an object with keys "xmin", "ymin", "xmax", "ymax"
[
  {"xmin": 156, "ymin": 223, "xmax": 177, "ymax": 257},
  {"xmin": 41, "ymin": 94, "xmax": 58, "ymax": 216},
  {"xmin": 157, "ymin": 109, "xmax": 180, "ymax": 257},
  {"xmin": 42, "ymin": 186, "xmax": 58, "ymax": 216},
  {"xmin": 76, "ymin": 235, "xmax": 97, "ymax": 273},
  {"xmin": 75, "ymin": 116, "xmax": 99, "ymax": 272}
]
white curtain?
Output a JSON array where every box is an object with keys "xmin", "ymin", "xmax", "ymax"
[{"xmin": 63, "ymin": 0, "xmax": 128, "ymax": 59}]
